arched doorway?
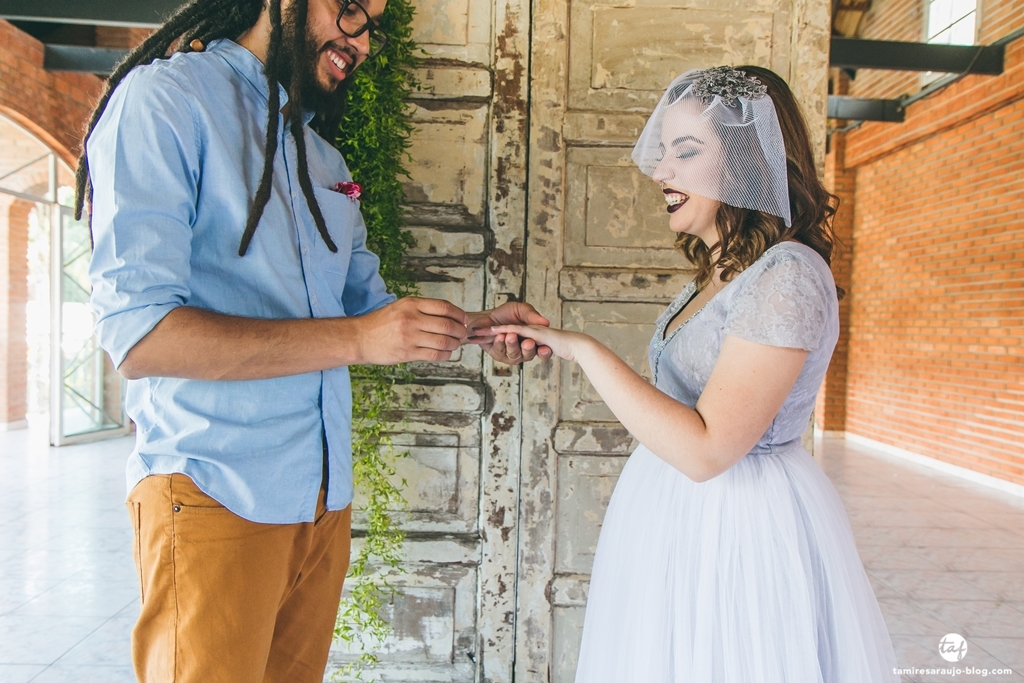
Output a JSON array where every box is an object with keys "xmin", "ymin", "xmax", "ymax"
[{"xmin": 0, "ymin": 112, "xmax": 128, "ymax": 445}]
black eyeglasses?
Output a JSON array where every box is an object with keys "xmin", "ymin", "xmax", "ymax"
[{"xmin": 335, "ymin": 0, "xmax": 388, "ymax": 61}]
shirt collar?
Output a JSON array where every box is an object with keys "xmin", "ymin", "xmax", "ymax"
[{"xmin": 208, "ymin": 38, "xmax": 316, "ymax": 125}]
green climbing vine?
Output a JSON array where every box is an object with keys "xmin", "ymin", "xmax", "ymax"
[{"xmin": 329, "ymin": 0, "xmax": 421, "ymax": 677}]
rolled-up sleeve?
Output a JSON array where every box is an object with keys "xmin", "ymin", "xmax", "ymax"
[{"xmin": 87, "ymin": 66, "xmax": 199, "ymax": 368}]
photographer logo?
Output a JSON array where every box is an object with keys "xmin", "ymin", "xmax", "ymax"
[{"xmin": 939, "ymin": 633, "xmax": 968, "ymax": 663}]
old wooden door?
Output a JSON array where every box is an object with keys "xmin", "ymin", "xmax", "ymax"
[
  {"xmin": 516, "ymin": 0, "xmax": 831, "ymax": 681},
  {"xmin": 329, "ymin": 0, "xmax": 829, "ymax": 680},
  {"xmin": 328, "ymin": 0, "xmax": 531, "ymax": 681}
]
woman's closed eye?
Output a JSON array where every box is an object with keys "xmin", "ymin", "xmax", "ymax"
[{"xmin": 669, "ymin": 135, "xmax": 705, "ymax": 161}]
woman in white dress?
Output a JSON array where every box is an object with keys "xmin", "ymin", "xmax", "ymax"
[{"xmin": 491, "ymin": 66, "xmax": 900, "ymax": 682}]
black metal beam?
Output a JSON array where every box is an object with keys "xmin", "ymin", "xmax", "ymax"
[
  {"xmin": 0, "ymin": 0, "xmax": 184, "ymax": 27},
  {"xmin": 827, "ymin": 96, "xmax": 905, "ymax": 122},
  {"xmin": 43, "ymin": 45, "xmax": 128, "ymax": 75},
  {"xmin": 831, "ymin": 37, "xmax": 1004, "ymax": 75}
]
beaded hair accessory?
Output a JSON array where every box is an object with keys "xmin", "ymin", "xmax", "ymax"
[{"xmin": 689, "ymin": 66, "xmax": 768, "ymax": 107}]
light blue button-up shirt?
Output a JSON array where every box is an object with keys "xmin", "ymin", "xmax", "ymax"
[{"xmin": 87, "ymin": 39, "xmax": 396, "ymax": 523}]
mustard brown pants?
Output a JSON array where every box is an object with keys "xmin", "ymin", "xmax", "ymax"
[{"xmin": 126, "ymin": 474, "xmax": 352, "ymax": 683}]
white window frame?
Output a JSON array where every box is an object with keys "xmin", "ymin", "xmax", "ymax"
[{"xmin": 921, "ymin": 0, "xmax": 980, "ymax": 85}]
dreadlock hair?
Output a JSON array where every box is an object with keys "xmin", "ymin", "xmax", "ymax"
[{"xmin": 74, "ymin": 0, "xmax": 341, "ymax": 256}]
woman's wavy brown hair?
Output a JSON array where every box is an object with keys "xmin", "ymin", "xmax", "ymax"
[{"xmin": 675, "ymin": 65, "xmax": 843, "ymax": 297}]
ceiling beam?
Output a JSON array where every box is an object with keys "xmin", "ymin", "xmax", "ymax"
[
  {"xmin": 827, "ymin": 96, "xmax": 905, "ymax": 122},
  {"xmin": 43, "ymin": 45, "xmax": 128, "ymax": 75},
  {"xmin": 830, "ymin": 37, "xmax": 1004, "ymax": 75},
  {"xmin": 0, "ymin": 0, "xmax": 184, "ymax": 28}
]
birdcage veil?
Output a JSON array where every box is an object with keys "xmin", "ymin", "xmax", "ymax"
[{"xmin": 631, "ymin": 66, "xmax": 792, "ymax": 226}]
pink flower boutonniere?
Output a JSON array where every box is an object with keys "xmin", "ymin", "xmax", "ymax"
[{"xmin": 334, "ymin": 181, "xmax": 362, "ymax": 201}]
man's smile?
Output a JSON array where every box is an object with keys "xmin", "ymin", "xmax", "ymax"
[{"xmin": 323, "ymin": 44, "xmax": 354, "ymax": 80}]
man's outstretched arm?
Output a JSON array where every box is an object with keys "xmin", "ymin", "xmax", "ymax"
[{"xmin": 118, "ymin": 297, "xmax": 469, "ymax": 381}]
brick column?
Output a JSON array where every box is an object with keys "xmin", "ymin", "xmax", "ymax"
[
  {"xmin": 817, "ymin": 71, "xmax": 856, "ymax": 433},
  {"xmin": 1, "ymin": 197, "xmax": 30, "ymax": 428}
]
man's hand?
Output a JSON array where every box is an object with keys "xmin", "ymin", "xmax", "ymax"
[
  {"xmin": 353, "ymin": 297, "xmax": 470, "ymax": 365},
  {"xmin": 466, "ymin": 301, "xmax": 553, "ymax": 365}
]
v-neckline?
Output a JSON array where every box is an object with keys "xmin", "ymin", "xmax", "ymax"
[
  {"xmin": 660, "ymin": 283, "xmax": 698, "ymax": 343},
  {"xmin": 659, "ymin": 241, "xmax": 800, "ymax": 344},
  {"xmin": 659, "ymin": 276, "xmax": 729, "ymax": 344},
  {"xmin": 651, "ymin": 277, "xmax": 730, "ymax": 386}
]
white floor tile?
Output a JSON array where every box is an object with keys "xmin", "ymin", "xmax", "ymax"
[
  {"xmin": 957, "ymin": 572, "xmax": 1024, "ymax": 602},
  {"xmin": 11, "ymin": 574, "xmax": 139, "ymax": 618},
  {"xmin": 0, "ymin": 614, "xmax": 107, "ymax": 665},
  {"xmin": 0, "ymin": 664, "xmax": 48, "ymax": 683},
  {"xmin": 30, "ymin": 664, "xmax": 138, "ymax": 682},
  {"xmin": 869, "ymin": 569, "xmax": 995, "ymax": 602},
  {"xmin": 969, "ymin": 636, "xmax": 1024, "ymax": 672},
  {"xmin": 876, "ymin": 597, "xmax": 952, "ymax": 637},
  {"xmin": 913, "ymin": 599, "xmax": 1024, "ymax": 639},
  {"xmin": 858, "ymin": 545, "xmax": 947, "ymax": 571},
  {"xmin": 52, "ymin": 614, "xmax": 135, "ymax": 667}
]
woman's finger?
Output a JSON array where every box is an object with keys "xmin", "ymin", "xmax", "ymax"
[{"xmin": 490, "ymin": 324, "xmax": 535, "ymax": 336}]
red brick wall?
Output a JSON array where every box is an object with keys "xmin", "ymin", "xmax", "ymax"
[
  {"xmin": 978, "ymin": 0, "xmax": 1024, "ymax": 43},
  {"xmin": 95, "ymin": 27, "xmax": 154, "ymax": 49},
  {"xmin": 817, "ymin": 73, "xmax": 857, "ymax": 433},
  {"xmin": 824, "ymin": 1, "xmax": 1024, "ymax": 486},
  {"xmin": 0, "ymin": 19, "xmax": 102, "ymax": 164},
  {"xmin": 1, "ymin": 199, "xmax": 30, "ymax": 424}
]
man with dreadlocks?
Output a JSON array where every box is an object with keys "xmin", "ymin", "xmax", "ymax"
[{"xmin": 82, "ymin": 0, "xmax": 549, "ymax": 681}]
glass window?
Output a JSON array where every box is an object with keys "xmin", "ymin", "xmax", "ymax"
[
  {"xmin": 926, "ymin": 0, "xmax": 977, "ymax": 45},
  {"xmin": 0, "ymin": 113, "xmax": 128, "ymax": 444}
]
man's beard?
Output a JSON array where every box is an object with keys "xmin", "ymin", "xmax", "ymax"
[{"xmin": 279, "ymin": 5, "xmax": 354, "ymax": 117}]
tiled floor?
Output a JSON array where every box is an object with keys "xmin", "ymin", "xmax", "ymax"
[
  {"xmin": 0, "ymin": 428, "xmax": 138, "ymax": 683},
  {"xmin": 0, "ymin": 429, "xmax": 1022, "ymax": 682},
  {"xmin": 820, "ymin": 437, "xmax": 1024, "ymax": 683}
]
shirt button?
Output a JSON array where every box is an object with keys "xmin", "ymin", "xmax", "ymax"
[
  {"xmin": 302, "ymin": 247, "xmax": 309, "ymax": 255},
  {"xmin": 172, "ymin": 505, "xmax": 181, "ymax": 513},
  {"xmin": 311, "ymin": 296, "xmax": 317, "ymax": 304}
]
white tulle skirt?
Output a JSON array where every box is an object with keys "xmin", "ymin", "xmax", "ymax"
[{"xmin": 574, "ymin": 445, "xmax": 899, "ymax": 683}]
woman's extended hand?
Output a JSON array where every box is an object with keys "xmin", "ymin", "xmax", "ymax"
[
  {"xmin": 465, "ymin": 302, "xmax": 553, "ymax": 364},
  {"xmin": 488, "ymin": 324, "xmax": 592, "ymax": 362}
]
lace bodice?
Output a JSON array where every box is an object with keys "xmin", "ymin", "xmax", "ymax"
[{"xmin": 649, "ymin": 242, "xmax": 839, "ymax": 455}]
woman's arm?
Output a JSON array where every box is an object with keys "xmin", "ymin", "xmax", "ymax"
[{"xmin": 491, "ymin": 325, "xmax": 807, "ymax": 481}]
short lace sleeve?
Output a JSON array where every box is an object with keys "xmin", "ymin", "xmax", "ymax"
[{"xmin": 723, "ymin": 249, "xmax": 831, "ymax": 351}]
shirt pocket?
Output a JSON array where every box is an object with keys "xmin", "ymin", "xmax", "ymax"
[{"xmin": 311, "ymin": 187, "xmax": 355, "ymax": 277}]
